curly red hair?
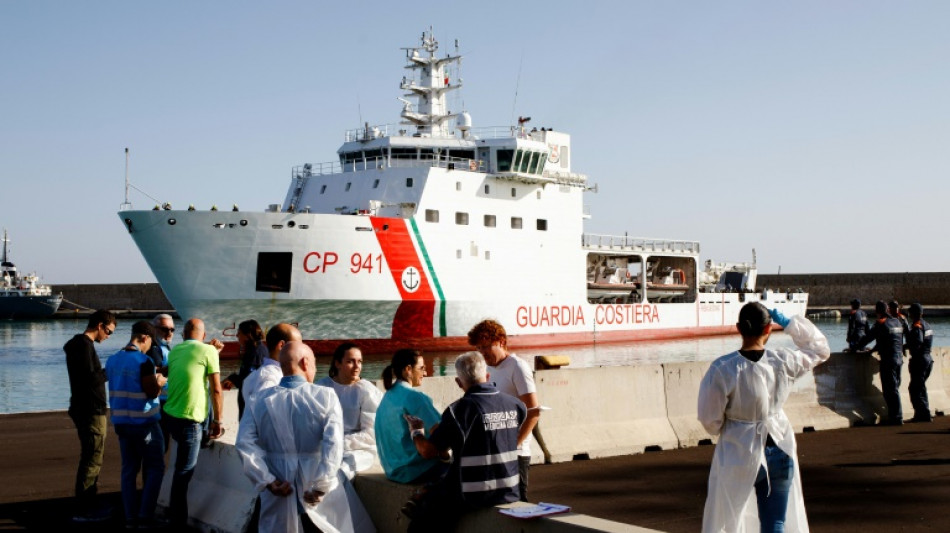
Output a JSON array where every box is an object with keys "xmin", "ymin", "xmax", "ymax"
[{"xmin": 467, "ymin": 319, "xmax": 507, "ymax": 347}]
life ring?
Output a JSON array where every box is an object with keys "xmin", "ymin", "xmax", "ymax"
[{"xmin": 469, "ymin": 160, "xmax": 478, "ymax": 171}]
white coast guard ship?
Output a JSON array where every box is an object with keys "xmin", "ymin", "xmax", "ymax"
[{"xmin": 119, "ymin": 31, "xmax": 806, "ymax": 355}]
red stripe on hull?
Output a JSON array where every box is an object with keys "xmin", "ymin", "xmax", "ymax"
[
  {"xmin": 219, "ymin": 325, "xmax": 739, "ymax": 359},
  {"xmin": 370, "ymin": 217, "xmax": 436, "ymax": 339}
]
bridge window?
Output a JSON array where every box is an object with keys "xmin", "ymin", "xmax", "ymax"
[
  {"xmin": 345, "ymin": 182, "xmax": 352, "ymax": 192},
  {"xmin": 496, "ymin": 149, "xmax": 514, "ymax": 172},
  {"xmin": 320, "ymin": 185, "xmax": 327, "ymax": 194},
  {"xmin": 448, "ymin": 149, "xmax": 475, "ymax": 160},
  {"xmin": 484, "ymin": 184, "xmax": 490, "ymax": 194},
  {"xmin": 373, "ymin": 179, "xmax": 380, "ymax": 188},
  {"xmin": 536, "ymin": 219, "xmax": 548, "ymax": 231},
  {"xmin": 484, "ymin": 215, "xmax": 496, "ymax": 227},
  {"xmin": 511, "ymin": 217, "xmax": 523, "ymax": 229},
  {"xmin": 391, "ymin": 148, "xmax": 417, "ymax": 160},
  {"xmin": 425, "ymin": 210, "xmax": 439, "ymax": 223},
  {"xmin": 455, "ymin": 212, "xmax": 469, "ymax": 225},
  {"xmin": 511, "ymin": 187, "xmax": 517, "ymax": 197},
  {"xmin": 528, "ymin": 152, "xmax": 541, "ymax": 174},
  {"xmin": 406, "ymin": 177, "xmax": 414, "ymax": 187}
]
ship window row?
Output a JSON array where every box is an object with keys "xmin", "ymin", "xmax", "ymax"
[
  {"xmin": 495, "ymin": 149, "xmax": 545, "ymax": 175},
  {"xmin": 320, "ymin": 177, "xmax": 412, "ymax": 195},
  {"xmin": 341, "ymin": 148, "xmax": 476, "ymax": 165},
  {"xmin": 425, "ymin": 209, "xmax": 546, "ymax": 231}
]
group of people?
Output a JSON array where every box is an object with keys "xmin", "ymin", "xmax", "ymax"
[
  {"xmin": 846, "ymin": 298, "xmax": 935, "ymax": 424},
  {"xmin": 64, "ymin": 310, "xmax": 225, "ymax": 528},
  {"xmin": 64, "ymin": 313, "xmax": 541, "ymax": 533}
]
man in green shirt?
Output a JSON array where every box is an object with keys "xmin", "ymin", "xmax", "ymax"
[{"xmin": 162, "ymin": 318, "xmax": 224, "ymax": 527}]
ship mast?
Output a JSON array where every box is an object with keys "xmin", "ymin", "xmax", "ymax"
[
  {"xmin": 1, "ymin": 229, "xmax": 8, "ymax": 264},
  {"xmin": 399, "ymin": 30, "xmax": 462, "ymax": 137}
]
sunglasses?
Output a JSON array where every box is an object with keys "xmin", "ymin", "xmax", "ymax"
[
  {"xmin": 104, "ymin": 326, "xmax": 115, "ymax": 336},
  {"xmin": 159, "ymin": 327, "xmax": 175, "ymax": 333}
]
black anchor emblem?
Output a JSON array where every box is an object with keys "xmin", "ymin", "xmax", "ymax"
[{"xmin": 402, "ymin": 266, "xmax": 420, "ymax": 292}]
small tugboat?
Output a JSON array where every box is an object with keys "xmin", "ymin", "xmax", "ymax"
[{"xmin": 0, "ymin": 230, "xmax": 63, "ymax": 319}]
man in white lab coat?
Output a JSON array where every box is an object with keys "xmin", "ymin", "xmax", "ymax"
[
  {"xmin": 237, "ymin": 340, "xmax": 371, "ymax": 533},
  {"xmin": 698, "ymin": 303, "xmax": 830, "ymax": 532}
]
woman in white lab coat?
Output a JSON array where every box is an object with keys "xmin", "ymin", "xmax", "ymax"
[
  {"xmin": 698, "ymin": 302, "xmax": 830, "ymax": 532},
  {"xmin": 316, "ymin": 342, "xmax": 383, "ymax": 477}
]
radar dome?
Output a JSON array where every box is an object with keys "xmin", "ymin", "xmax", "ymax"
[{"xmin": 457, "ymin": 112, "xmax": 472, "ymax": 132}]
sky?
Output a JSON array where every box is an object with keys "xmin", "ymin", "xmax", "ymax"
[{"xmin": 1, "ymin": 2, "xmax": 948, "ymax": 284}]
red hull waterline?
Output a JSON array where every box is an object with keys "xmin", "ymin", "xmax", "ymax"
[{"xmin": 218, "ymin": 324, "xmax": 747, "ymax": 359}]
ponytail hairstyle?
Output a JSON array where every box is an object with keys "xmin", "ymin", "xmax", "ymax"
[
  {"xmin": 382, "ymin": 348, "xmax": 421, "ymax": 390},
  {"xmin": 737, "ymin": 302, "xmax": 771, "ymax": 337},
  {"xmin": 330, "ymin": 341, "xmax": 360, "ymax": 378}
]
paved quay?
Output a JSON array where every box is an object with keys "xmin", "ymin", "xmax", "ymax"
[{"xmin": 2, "ymin": 411, "xmax": 949, "ymax": 532}]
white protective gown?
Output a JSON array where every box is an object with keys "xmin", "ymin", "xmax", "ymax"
[
  {"xmin": 315, "ymin": 377, "xmax": 383, "ymax": 476},
  {"xmin": 237, "ymin": 376, "xmax": 375, "ymax": 533},
  {"xmin": 697, "ymin": 315, "xmax": 830, "ymax": 533}
]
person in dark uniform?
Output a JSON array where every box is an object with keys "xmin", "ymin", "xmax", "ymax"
[
  {"xmin": 888, "ymin": 300, "xmax": 911, "ymax": 338},
  {"xmin": 855, "ymin": 301, "xmax": 906, "ymax": 425},
  {"xmin": 405, "ymin": 351, "xmax": 527, "ymax": 533},
  {"xmin": 906, "ymin": 303, "xmax": 934, "ymax": 423},
  {"xmin": 846, "ymin": 299, "xmax": 871, "ymax": 351}
]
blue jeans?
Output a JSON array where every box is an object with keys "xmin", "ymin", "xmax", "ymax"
[
  {"xmin": 754, "ymin": 444, "xmax": 794, "ymax": 532},
  {"xmin": 164, "ymin": 414, "xmax": 202, "ymax": 526},
  {"xmin": 115, "ymin": 423, "xmax": 165, "ymax": 522}
]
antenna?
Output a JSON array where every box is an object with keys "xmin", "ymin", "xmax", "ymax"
[
  {"xmin": 510, "ymin": 51, "xmax": 524, "ymax": 126},
  {"xmin": 357, "ymin": 94, "xmax": 363, "ymax": 129},
  {"xmin": 120, "ymin": 147, "xmax": 132, "ymax": 210}
]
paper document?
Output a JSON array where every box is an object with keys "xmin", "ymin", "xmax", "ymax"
[{"xmin": 498, "ymin": 502, "xmax": 571, "ymax": 519}]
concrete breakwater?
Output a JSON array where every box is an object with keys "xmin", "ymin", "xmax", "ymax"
[
  {"xmin": 51, "ymin": 283, "xmax": 174, "ymax": 316},
  {"xmin": 50, "ymin": 273, "xmax": 950, "ymax": 316},
  {"xmin": 758, "ymin": 271, "xmax": 950, "ymax": 307},
  {"xmin": 168, "ymin": 349, "xmax": 947, "ymax": 532}
]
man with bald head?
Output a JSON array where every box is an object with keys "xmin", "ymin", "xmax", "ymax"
[
  {"xmin": 163, "ymin": 318, "xmax": 225, "ymax": 527},
  {"xmin": 241, "ymin": 323, "xmax": 301, "ymax": 409},
  {"xmin": 237, "ymin": 341, "xmax": 370, "ymax": 533}
]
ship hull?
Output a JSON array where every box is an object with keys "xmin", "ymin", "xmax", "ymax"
[
  {"xmin": 120, "ymin": 209, "xmax": 807, "ymax": 355},
  {"xmin": 0, "ymin": 294, "xmax": 63, "ymax": 319}
]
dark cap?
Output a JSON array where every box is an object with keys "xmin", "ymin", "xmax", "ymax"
[
  {"xmin": 887, "ymin": 300, "xmax": 899, "ymax": 311},
  {"xmin": 909, "ymin": 303, "xmax": 923, "ymax": 316},
  {"xmin": 850, "ymin": 298, "xmax": 861, "ymax": 308},
  {"xmin": 875, "ymin": 300, "xmax": 888, "ymax": 315}
]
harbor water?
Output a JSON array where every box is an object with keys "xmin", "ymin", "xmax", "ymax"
[{"xmin": 1, "ymin": 317, "xmax": 947, "ymax": 414}]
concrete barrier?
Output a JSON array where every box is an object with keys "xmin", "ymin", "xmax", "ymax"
[
  {"xmin": 352, "ymin": 474, "xmax": 660, "ymax": 533},
  {"xmin": 929, "ymin": 347, "xmax": 950, "ymax": 415},
  {"xmin": 535, "ymin": 366, "xmax": 679, "ymax": 461},
  {"xmin": 662, "ymin": 362, "xmax": 713, "ymax": 448}
]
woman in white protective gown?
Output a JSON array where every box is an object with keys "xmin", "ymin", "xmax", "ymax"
[
  {"xmin": 698, "ymin": 302, "xmax": 830, "ymax": 532},
  {"xmin": 316, "ymin": 342, "xmax": 383, "ymax": 477}
]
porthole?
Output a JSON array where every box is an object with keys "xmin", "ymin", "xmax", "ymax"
[
  {"xmin": 240, "ymin": 220, "xmax": 248, "ymax": 226},
  {"xmin": 168, "ymin": 218, "xmax": 177, "ymax": 225},
  {"xmin": 288, "ymin": 221, "xmax": 296, "ymax": 228}
]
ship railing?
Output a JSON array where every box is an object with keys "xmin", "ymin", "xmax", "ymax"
[
  {"xmin": 582, "ymin": 234, "xmax": 701, "ymax": 254},
  {"xmin": 343, "ymin": 123, "xmax": 545, "ymax": 142},
  {"xmin": 293, "ymin": 156, "xmax": 484, "ymax": 178},
  {"xmin": 292, "ymin": 161, "xmax": 342, "ymax": 178}
]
